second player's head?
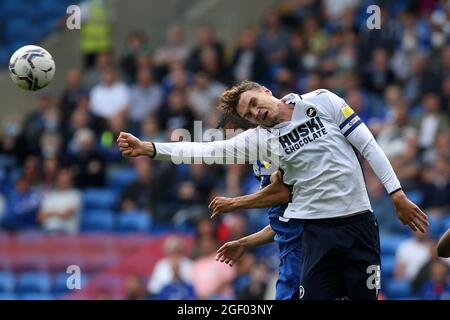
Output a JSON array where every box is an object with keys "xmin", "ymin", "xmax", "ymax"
[{"xmin": 219, "ymin": 80, "xmax": 282, "ymax": 128}]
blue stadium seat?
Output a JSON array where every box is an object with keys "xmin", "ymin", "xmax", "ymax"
[
  {"xmin": 0, "ymin": 292, "xmax": 17, "ymax": 300},
  {"xmin": 52, "ymin": 272, "xmax": 89, "ymax": 295},
  {"xmin": 83, "ymin": 209, "xmax": 116, "ymax": 217},
  {"xmin": 83, "ymin": 188, "xmax": 118, "ymax": 210},
  {"xmin": 16, "ymin": 271, "xmax": 51, "ymax": 293},
  {"xmin": 4, "ymin": 19, "xmax": 30, "ymax": 43},
  {"xmin": 19, "ymin": 293, "xmax": 55, "ymax": 300},
  {"xmin": 443, "ymin": 216, "xmax": 450, "ymax": 231},
  {"xmin": 150, "ymin": 222, "xmax": 177, "ymax": 235},
  {"xmin": 81, "ymin": 210, "xmax": 115, "ymax": 232},
  {"xmin": 1, "ymin": 0, "xmax": 25, "ymax": 18},
  {"xmin": 427, "ymin": 215, "xmax": 444, "ymax": 239},
  {"xmin": 107, "ymin": 168, "xmax": 138, "ymax": 191},
  {"xmin": 116, "ymin": 211, "xmax": 152, "ymax": 233},
  {"xmin": 0, "ymin": 50, "xmax": 9, "ymax": 69},
  {"xmin": 386, "ymin": 279, "xmax": 412, "ymax": 300},
  {"xmin": 38, "ymin": 0, "xmax": 67, "ymax": 16},
  {"xmin": 0, "ymin": 271, "xmax": 15, "ymax": 293},
  {"xmin": 381, "ymin": 255, "xmax": 396, "ymax": 281},
  {"xmin": 380, "ymin": 234, "xmax": 408, "ymax": 256},
  {"xmin": 41, "ymin": 17, "xmax": 60, "ymax": 35}
]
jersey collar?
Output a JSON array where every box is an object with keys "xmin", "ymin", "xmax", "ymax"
[{"xmin": 262, "ymin": 93, "xmax": 303, "ymax": 134}]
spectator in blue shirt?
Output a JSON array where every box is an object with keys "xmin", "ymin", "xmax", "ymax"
[
  {"xmin": 419, "ymin": 259, "xmax": 450, "ymax": 300},
  {"xmin": 157, "ymin": 260, "xmax": 197, "ymax": 300},
  {"xmin": 0, "ymin": 175, "xmax": 41, "ymax": 230}
]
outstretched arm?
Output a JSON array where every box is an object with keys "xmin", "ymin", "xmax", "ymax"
[
  {"xmin": 320, "ymin": 90, "xmax": 429, "ymax": 233},
  {"xmin": 347, "ymin": 126, "xmax": 429, "ymax": 233},
  {"xmin": 437, "ymin": 229, "xmax": 450, "ymax": 258},
  {"xmin": 209, "ymin": 170, "xmax": 290, "ymax": 218},
  {"xmin": 117, "ymin": 129, "xmax": 272, "ymax": 164},
  {"xmin": 216, "ymin": 225, "xmax": 275, "ymax": 267}
]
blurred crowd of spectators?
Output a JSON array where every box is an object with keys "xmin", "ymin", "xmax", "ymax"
[{"xmin": 1, "ymin": 0, "xmax": 450, "ymax": 299}]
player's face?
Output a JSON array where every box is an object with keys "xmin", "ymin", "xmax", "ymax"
[{"xmin": 236, "ymin": 88, "xmax": 280, "ymax": 127}]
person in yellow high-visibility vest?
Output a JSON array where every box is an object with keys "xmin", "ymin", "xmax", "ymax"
[{"xmin": 80, "ymin": 0, "xmax": 113, "ymax": 69}]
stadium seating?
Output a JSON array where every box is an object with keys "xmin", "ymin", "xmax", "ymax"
[
  {"xmin": 16, "ymin": 271, "xmax": 52, "ymax": 293},
  {"xmin": 443, "ymin": 216, "xmax": 450, "ymax": 231},
  {"xmin": 83, "ymin": 188, "xmax": 119, "ymax": 211},
  {"xmin": 381, "ymin": 255, "xmax": 396, "ymax": 284},
  {"xmin": 427, "ymin": 215, "xmax": 445, "ymax": 239},
  {"xmin": 87, "ymin": 273, "xmax": 124, "ymax": 298},
  {"xmin": 81, "ymin": 210, "xmax": 115, "ymax": 232},
  {"xmin": 0, "ymin": 271, "xmax": 15, "ymax": 292},
  {"xmin": 19, "ymin": 293, "xmax": 55, "ymax": 300},
  {"xmin": 385, "ymin": 279, "xmax": 413, "ymax": 300},
  {"xmin": 81, "ymin": 252, "xmax": 120, "ymax": 273},
  {"xmin": 1, "ymin": 0, "xmax": 448, "ymax": 302},
  {"xmin": 116, "ymin": 211, "xmax": 152, "ymax": 233},
  {"xmin": 13, "ymin": 253, "xmax": 49, "ymax": 272},
  {"xmin": 47, "ymin": 254, "xmax": 83, "ymax": 273},
  {"xmin": 0, "ymin": 0, "xmax": 73, "ymax": 65},
  {"xmin": 380, "ymin": 234, "xmax": 408, "ymax": 256},
  {"xmin": 0, "ymin": 256, "xmax": 13, "ymax": 271},
  {"xmin": 52, "ymin": 271, "xmax": 89, "ymax": 296},
  {"xmin": 0, "ymin": 293, "xmax": 17, "ymax": 300},
  {"xmin": 107, "ymin": 168, "xmax": 138, "ymax": 192}
]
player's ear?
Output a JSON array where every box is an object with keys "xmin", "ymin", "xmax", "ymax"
[{"xmin": 262, "ymin": 86, "xmax": 272, "ymax": 96}]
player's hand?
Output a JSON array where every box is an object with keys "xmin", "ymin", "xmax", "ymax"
[
  {"xmin": 216, "ymin": 240, "xmax": 246, "ymax": 267},
  {"xmin": 209, "ymin": 197, "xmax": 236, "ymax": 218},
  {"xmin": 391, "ymin": 190, "xmax": 429, "ymax": 233},
  {"xmin": 117, "ymin": 132, "xmax": 147, "ymax": 157}
]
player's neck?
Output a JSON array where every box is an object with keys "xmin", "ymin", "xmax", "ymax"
[{"xmin": 277, "ymin": 100, "xmax": 295, "ymax": 123}]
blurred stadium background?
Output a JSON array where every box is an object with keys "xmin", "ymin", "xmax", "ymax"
[{"xmin": 0, "ymin": 0, "xmax": 449, "ymax": 300}]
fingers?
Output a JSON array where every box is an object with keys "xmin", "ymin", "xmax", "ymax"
[
  {"xmin": 398, "ymin": 201, "xmax": 430, "ymax": 234},
  {"xmin": 414, "ymin": 216, "xmax": 428, "ymax": 233},
  {"xmin": 122, "ymin": 149, "xmax": 132, "ymax": 156},
  {"xmin": 216, "ymin": 252, "xmax": 223, "ymax": 261},
  {"xmin": 404, "ymin": 216, "xmax": 425, "ymax": 233},
  {"xmin": 209, "ymin": 198, "xmax": 224, "ymax": 219},
  {"xmin": 407, "ymin": 207, "xmax": 429, "ymax": 233},
  {"xmin": 215, "ymin": 252, "xmax": 227, "ymax": 263},
  {"xmin": 216, "ymin": 252, "xmax": 233, "ymax": 265},
  {"xmin": 407, "ymin": 221, "xmax": 418, "ymax": 232},
  {"xmin": 118, "ymin": 142, "xmax": 129, "ymax": 148},
  {"xmin": 118, "ymin": 132, "xmax": 130, "ymax": 140},
  {"xmin": 216, "ymin": 243, "xmax": 228, "ymax": 255},
  {"xmin": 414, "ymin": 208, "xmax": 429, "ymax": 227},
  {"xmin": 413, "ymin": 216, "xmax": 427, "ymax": 233},
  {"xmin": 208, "ymin": 198, "xmax": 216, "ymax": 210},
  {"xmin": 211, "ymin": 209, "xmax": 221, "ymax": 219}
]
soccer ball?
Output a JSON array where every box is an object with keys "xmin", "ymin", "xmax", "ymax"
[{"xmin": 8, "ymin": 45, "xmax": 55, "ymax": 91}]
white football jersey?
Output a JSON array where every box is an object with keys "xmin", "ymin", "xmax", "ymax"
[
  {"xmin": 267, "ymin": 90, "xmax": 373, "ymax": 219},
  {"xmin": 153, "ymin": 89, "xmax": 401, "ymax": 219}
]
